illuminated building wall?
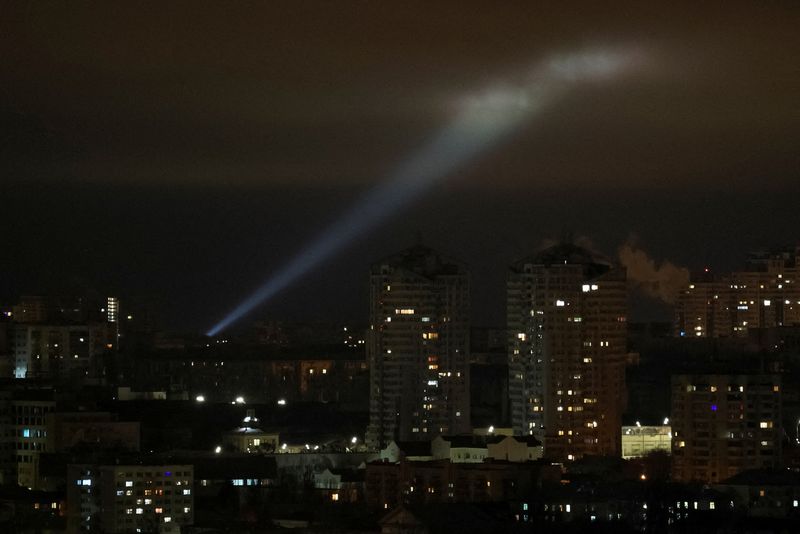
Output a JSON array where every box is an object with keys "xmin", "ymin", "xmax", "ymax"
[
  {"xmin": 621, "ymin": 425, "xmax": 672, "ymax": 459},
  {"xmin": 507, "ymin": 243, "xmax": 628, "ymax": 461},
  {"xmin": 366, "ymin": 245, "xmax": 470, "ymax": 448},
  {"xmin": 671, "ymin": 374, "xmax": 782, "ymax": 483},
  {"xmin": 676, "ymin": 247, "xmax": 800, "ymax": 337}
]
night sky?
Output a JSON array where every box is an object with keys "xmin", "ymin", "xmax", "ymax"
[{"xmin": 2, "ymin": 2, "xmax": 798, "ymax": 331}]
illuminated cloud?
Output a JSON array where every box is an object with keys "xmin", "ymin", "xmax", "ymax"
[{"xmin": 207, "ymin": 46, "xmax": 645, "ymax": 336}]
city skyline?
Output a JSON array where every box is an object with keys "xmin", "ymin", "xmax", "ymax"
[{"xmin": 2, "ymin": 3, "xmax": 799, "ymax": 531}]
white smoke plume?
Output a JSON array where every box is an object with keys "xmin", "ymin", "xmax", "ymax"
[{"xmin": 618, "ymin": 243, "xmax": 689, "ymax": 304}]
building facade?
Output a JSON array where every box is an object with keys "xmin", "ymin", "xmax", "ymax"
[
  {"xmin": 0, "ymin": 389, "xmax": 56, "ymax": 488},
  {"xmin": 11, "ymin": 322, "xmax": 113, "ymax": 380},
  {"xmin": 675, "ymin": 247, "xmax": 800, "ymax": 338},
  {"xmin": 67, "ymin": 463, "xmax": 193, "ymax": 533},
  {"xmin": 366, "ymin": 245, "xmax": 470, "ymax": 448},
  {"xmin": 671, "ymin": 374, "xmax": 782, "ymax": 483},
  {"xmin": 621, "ymin": 425, "xmax": 672, "ymax": 459},
  {"xmin": 508, "ymin": 243, "xmax": 628, "ymax": 460}
]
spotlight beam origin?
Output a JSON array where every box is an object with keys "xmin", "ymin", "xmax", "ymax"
[{"xmin": 206, "ymin": 47, "xmax": 644, "ymax": 336}]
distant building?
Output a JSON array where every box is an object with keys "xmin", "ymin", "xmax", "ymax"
[
  {"xmin": 66, "ymin": 463, "xmax": 193, "ymax": 533},
  {"xmin": 379, "ymin": 441, "xmax": 434, "ymax": 463},
  {"xmin": 621, "ymin": 425, "xmax": 671, "ymax": 459},
  {"xmin": 365, "ymin": 458, "xmax": 560, "ymax": 508},
  {"xmin": 675, "ymin": 247, "xmax": 800, "ymax": 338},
  {"xmin": 714, "ymin": 469, "xmax": 800, "ymax": 519},
  {"xmin": 507, "ymin": 243, "xmax": 628, "ymax": 460},
  {"xmin": 431, "ymin": 435, "xmax": 489, "ymax": 463},
  {"xmin": 223, "ymin": 409, "xmax": 279, "ymax": 453},
  {"xmin": 380, "ymin": 435, "xmax": 542, "ymax": 465},
  {"xmin": 11, "ymin": 322, "xmax": 113, "ymax": 379},
  {"xmin": 314, "ymin": 468, "xmax": 365, "ymax": 503},
  {"xmin": 12, "ymin": 296, "xmax": 50, "ymax": 324},
  {"xmin": 366, "ymin": 245, "xmax": 471, "ymax": 448},
  {"xmin": 671, "ymin": 374, "xmax": 782, "ymax": 483},
  {"xmin": 0, "ymin": 388, "xmax": 56, "ymax": 488},
  {"xmin": 486, "ymin": 435, "xmax": 543, "ymax": 462},
  {"xmin": 45, "ymin": 412, "xmax": 140, "ymax": 453}
]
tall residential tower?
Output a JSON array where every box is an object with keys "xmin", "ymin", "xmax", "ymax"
[
  {"xmin": 366, "ymin": 245, "xmax": 470, "ymax": 448},
  {"xmin": 508, "ymin": 243, "xmax": 627, "ymax": 460}
]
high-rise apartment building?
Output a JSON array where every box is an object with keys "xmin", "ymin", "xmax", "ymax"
[
  {"xmin": 671, "ymin": 374, "xmax": 782, "ymax": 483},
  {"xmin": 67, "ymin": 463, "xmax": 193, "ymax": 533},
  {"xmin": 508, "ymin": 243, "xmax": 627, "ymax": 460},
  {"xmin": 366, "ymin": 245, "xmax": 470, "ymax": 448},
  {"xmin": 676, "ymin": 247, "xmax": 800, "ymax": 337}
]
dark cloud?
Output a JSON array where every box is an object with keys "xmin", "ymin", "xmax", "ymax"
[
  {"xmin": 2, "ymin": 1, "xmax": 797, "ymax": 188},
  {"xmin": 1, "ymin": 2, "xmax": 797, "ymax": 329}
]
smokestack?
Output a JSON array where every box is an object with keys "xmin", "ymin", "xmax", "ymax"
[{"xmin": 618, "ymin": 244, "xmax": 689, "ymax": 304}]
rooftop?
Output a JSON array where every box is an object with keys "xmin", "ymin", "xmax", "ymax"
[{"xmin": 372, "ymin": 245, "xmax": 467, "ymax": 278}]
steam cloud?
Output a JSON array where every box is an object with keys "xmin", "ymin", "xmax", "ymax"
[{"xmin": 618, "ymin": 244, "xmax": 689, "ymax": 303}]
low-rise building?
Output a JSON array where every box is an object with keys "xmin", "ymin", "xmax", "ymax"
[
  {"xmin": 621, "ymin": 425, "xmax": 671, "ymax": 459},
  {"xmin": 380, "ymin": 441, "xmax": 433, "ymax": 463},
  {"xmin": 365, "ymin": 459, "xmax": 560, "ymax": 509},
  {"xmin": 223, "ymin": 409, "xmax": 279, "ymax": 453},
  {"xmin": 486, "ymin": 435, "xmax": 543, "ymax": 462},
  {"xmin": 314, "ymin": 468, "xmax": 365, "ymax": 503},
  {"xmin": 431, "ymin": 435, "xmax": 488, "ymax": 463}
]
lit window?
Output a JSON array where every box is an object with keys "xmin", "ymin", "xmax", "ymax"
[{"xmin": 331, "ymin": 493, "xmax": 339, "ymax": 501}]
